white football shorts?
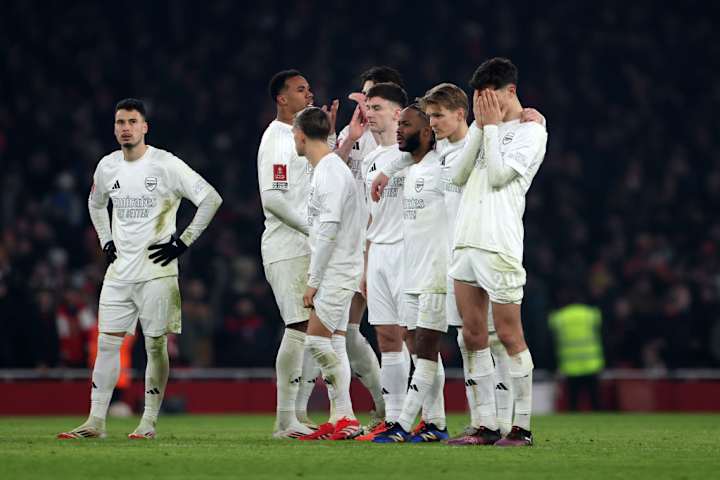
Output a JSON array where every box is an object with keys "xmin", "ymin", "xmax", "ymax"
[
  {"xmin": 403, "ymin": 293, "xmax": 447, "ymax": 333},
  {"xmin": 366, "ymin": 242, "xmax": 405, "ymax": 327},
  {"xmin": 448, "ymin": 247, "xmax": 526, "ymax": 305},
  {"xmin": 99, "ymin": 276, "xmax": 181, "ymax": 336},
  {"xmin": 264, "ymin": 255, "xmax": 311, "ymax": 326},
  {"xmin": 313, "ymin": 286, "xmax": 355, "ymax": 333}
]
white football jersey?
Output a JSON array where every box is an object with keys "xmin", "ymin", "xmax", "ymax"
[
  {"xmin": 363, "ymin": 144, "xmax": 406, "ymax": 244},
  {"xmin": 402, "ymin": 150, "xmax": 448, "ymax": 294},
  {"xmin": 90, "ymin": 146, "xmax": 211, "ymax": 283},
  {"xmin": 454, "ymin": 121, "xmax": 547, "ymax": 261},
  {"xmin": 438, "ymin": 136, "xmax": 468, "ymax": 252},
  {"xmin": 257, "ymin": 120, "xmax": 312, "ymax": 264},
  {"xmin": 338, "ymin": 126, "xmax": 378, "ymax": 238},
  {"xmin": 307, "ymin": 153, "xmax": 364, "ymax": 290}
]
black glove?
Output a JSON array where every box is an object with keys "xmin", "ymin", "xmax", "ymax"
[
  {"xmin": 103, "ymin": 241, "xmax": 117, "ymax": 265},
  {"xmin": 148, "ymin": 234, "xmax": 188, "ymax": 266}
]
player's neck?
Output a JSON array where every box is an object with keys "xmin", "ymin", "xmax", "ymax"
[
  {"xmin": 276, "ymin": 107, "xmax": 299, "ymax": 126},
  {"xmin": 305, "ymin": 142, "xmax": 332, "ymax": 167},
  {"xmin": 122, "ymin": 143, "xmax": 148, "ymax": 162},
  {"xmin": 411, "ymin": 145, "xmax": 432, "ymax": 163},
  {"xmin": 503, "ymin": 100, "xmax": 523, "ymax": 122},
  {"xmin": 448, "ymin": 122, "xmax": 469, "ymax": 143},
  {"xmin": 377, "ymin": 125, "xmax": 397, "ymax": 147}
]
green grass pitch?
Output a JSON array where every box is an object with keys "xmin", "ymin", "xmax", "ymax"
[{"xmin": 1, "ymin": 414, "xmax": 718, "ymax": 479}]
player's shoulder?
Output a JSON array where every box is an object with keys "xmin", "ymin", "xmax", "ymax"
[
  {"xmin": 96, "ymin": 150, "xmax": 122, "ymax": 168},
  {"xmin": 512, "ymin": 120, "xmax": 547, "ymax": 141},
  {"xmin": 262, "ymin": 120, "xmax": 292, "ymax": 140}
]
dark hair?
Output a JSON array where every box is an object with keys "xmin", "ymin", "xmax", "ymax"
[
  {"xmin": 419, "ymin": 83, "xmax": 469, "ymax": 118},
  {"xmin": 469, "ymin": 57, "xmax": 518, "ymax": 91},
  {"xmin": 269, "ymin": 69, "xmax": 304, "ymax": 103},
  {"xmin": 359, "ymin": 66, "xmax": 405, "ymax": 89},
  {"xmin": 115, "ymin": 98, "xmax": 147, "ymax": 118},
  {"xmin": 293, "ymin": 107, "xmax": 330, "ymax": 140},
  {"xmin": 365, "ymin": 82, "xmax": 408, "ymax": 108}
]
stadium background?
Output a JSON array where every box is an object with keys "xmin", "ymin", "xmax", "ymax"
[{"xmin": 1, "ymin": 0, "xmax": 719, "ymax": 414}]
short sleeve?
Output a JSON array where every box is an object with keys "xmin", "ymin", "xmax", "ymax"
[
  {"xmin": 169, "ymin": 156, "xmax": 211, "ymax": 206},
  {"xmin": 317, "ymin": 166, "xmax": 344, "ymax": 223},
  {"xmin": 503, "ymin": 123, "xmax": 547, "ymax": 177},
  {"xmin": 258, "ymin": 132, "xmax": 293, "ymax": 192}
]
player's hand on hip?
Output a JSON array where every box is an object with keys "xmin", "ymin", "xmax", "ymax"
[
  {"xmin": 371, "ymin": 172, "xmax": 389, "ymax": 202},
  {"xmin": 479, "ymin": 89, "xmax": 503, "ymax": 126},
  {"xmin": 103, "ymin": 241, "xmax": 117, "ymax": 265},
  {"xmin": 303, "ymin": 286, "xmax": 317, "ymax": 309},
  {"xmin": 148, "ymin": 234, "xmax": 188, "ymax": 266},
  {"xmin": 521, "ymin": 107, "xmax": 546, "ymax": 126}
]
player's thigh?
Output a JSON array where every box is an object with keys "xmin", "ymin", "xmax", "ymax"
[
  {"xmin": 348, "ymin": 291, "xmax": 366, "ymax": 325},
  {"xmin": 98, "ymin": 280, "xmax": 139, "ymax": 335},
  {"xmin": 264, "ymin": 255, "xmax": 311, "ymax": 326},
  {"xmin": 136, "ymin": 276, "xmax": 182, "ymax": 336},
  {"xmin": 417, "ymin": 293, "xmax": 448, "ymax": 333},
  {"xmin": 313, "ymin": 286, "xmax": 355, "ymax": 334},
  {"xmin": 453, "ymin": 279, "xmax": 489, "ymax": 335},
  {"xmin": 472, "ymin": 250, "xmax": 526, "ymax": 306}
]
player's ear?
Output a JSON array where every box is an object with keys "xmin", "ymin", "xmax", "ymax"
[
  {"xmin": 276, "ymin": 94, "xmax": 287, "ymax": 106},
  {"xmin": 142, "ymin": 120, "xmax": 148, "ymax": 134},
  {"xmin": 507, "ymin": 84, "xmax": 517, "ymax": 97}
]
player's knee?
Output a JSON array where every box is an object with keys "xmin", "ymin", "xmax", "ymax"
[
  {"xmin": 495, "ymin": 328, "xmax": 525, "ymax": 353},
  {"xmin": 462, "ymin": 324, "xmax": 488, "ymax": 350},
  {"xmin": 375, "ymin": 326, "xmax": 402, "ymax": 352},
  {"xmin": 145, "ymin": 335, "xmax": 167, "ymax": 357}
]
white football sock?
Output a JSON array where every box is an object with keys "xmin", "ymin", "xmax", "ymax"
[
  {"xmin": 295, "ymin": 340, "xmax": 320, "ymax": 423},
  {"xmin": 330, "ymin": 334, "xmax": 353, "ymax": 422},
  {"xmin": 509, "ymin": 349, "xmax": 534, "ymax": 431},
  {"xmin": 141, "ymin": 335, "xmax": 169, "ymax": 425},
  {"xmin": 89, "ymin": 333, "xmax": 124, "ymax": 423},
  {"xmin": 345, "ymin": 324, "xmax": 384, "ymax": 417},
  {"xmin": 306, "ymin": 335, "xmax": 355, "ymax": 422},
  {"xmin": 456, "ymin": 328, "xmax": 479, "ymax": 427},
  {"xmin": 468, "ymin": 347, "xmax": 498, "ymax": 431},
  {"xmin": 422, "ymin": 353, "xmax": 446, "ymax": 429},
  {"xmin": 380, "ymin": 351, "xmax": 410, "ymax": 423},
  {"xmin": 398, "ymin": 358, "xmax": 437, "ymax": 432},
  {"xmin": 490, "ymin": 334, "xmax": 514, "ymax": 435},
  {"xmin": 275, "ymin": 328, "xmax": 305, "ymax": 429}
]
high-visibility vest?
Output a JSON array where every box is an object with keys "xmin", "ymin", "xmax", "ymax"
[{"xmin": 549, "ymin": 304, "xmax": 604, "ymax": 377}]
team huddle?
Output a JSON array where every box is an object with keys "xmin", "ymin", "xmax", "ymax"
[{"xmin": 258, "ymin": 58, "xmax": 548, "ymax": 446}]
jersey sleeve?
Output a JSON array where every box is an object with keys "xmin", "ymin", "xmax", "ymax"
[
  {"xmin": 502, "ymin": 123, "xmax": 547, "ymax": 177},
  {"xmin": 258, "ymin": 132, "xmax": 293, "ymax": 192},
  {"xmin": 168, "ymin": 155, "xmax": 211, "ymax": 206},
  {"xmin": 89, "ymin": 162, "xmax": 109, "ymax": 208},
  {"xmin": 317, "ymin": 166, "xmax": 345, "ymax": 223}
]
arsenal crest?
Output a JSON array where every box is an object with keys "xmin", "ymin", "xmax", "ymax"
[{"xmin": 145, "ymin": 177, "xmax": 158, "ymax": 191}]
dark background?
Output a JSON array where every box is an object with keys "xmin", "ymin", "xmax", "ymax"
[{"xmin": 1, "ymin": 0, "xmax": 719, "ymax": 371}]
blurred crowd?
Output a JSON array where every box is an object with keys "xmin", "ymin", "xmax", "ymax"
[{"xmin": 1, "ymin": 0, "xmax": 718, "ymax": 370}]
